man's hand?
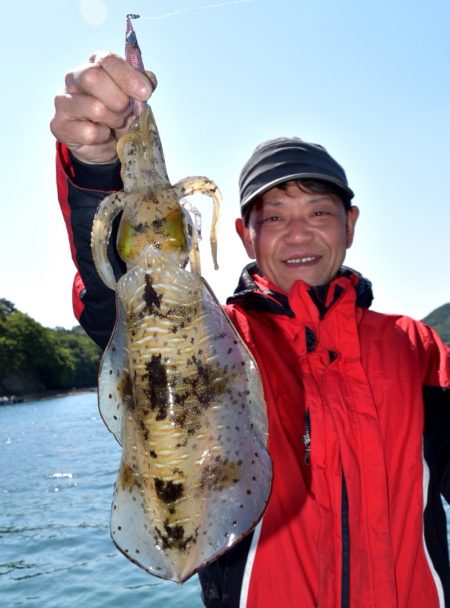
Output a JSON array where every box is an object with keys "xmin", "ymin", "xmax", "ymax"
[{"xmin": 50, "ymin": 52, "xmax": 156, "ymax": 165}]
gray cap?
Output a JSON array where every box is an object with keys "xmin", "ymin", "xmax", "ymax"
[{"xmin": 239, "ymin": 137, "xmax": 354, "ymax": 216}]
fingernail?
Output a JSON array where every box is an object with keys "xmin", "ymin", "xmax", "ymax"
[
  {"xmin": 135, "ymin": 82, "xmax": 150, "ymax": 99},
  {"xmin": 147, "ymin": 71, "xmax": 158, "ymax": 91}
]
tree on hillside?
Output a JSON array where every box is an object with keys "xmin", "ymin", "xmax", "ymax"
[
  {"xmin": 0, "ymin": 300, "xmax": 101, "ymax": 394},
  {"xmin": 0, "ymin": 309, "xmax": 74, "ymax": 388},
  {"xmin": 0, "ymin": 298, "xmax": 16, "ymax": 321},
  {"xmin": 54, "ymin": 327, "xmax": 101, "ymax": 387},
  {"xmin": 422, "ymin": 303, "xmax": 450, "ymax": 345}
]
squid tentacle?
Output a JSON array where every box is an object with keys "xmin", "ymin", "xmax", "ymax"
[
  {"xmin": 91, "ymin": 192, "xmax": 126, "ymax": 290},
  {"xmin": 173, "ymin": 177, "xmax": 221, "ymax": 271}
]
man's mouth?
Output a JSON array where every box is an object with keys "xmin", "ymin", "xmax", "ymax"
[{"xmin": 284, "ymin": 256, "xmax": 320, "ymax": 265}]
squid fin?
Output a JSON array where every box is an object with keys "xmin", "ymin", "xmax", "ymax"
[{"xmin": 97, "ymin": 289, "xmax": 133, "ymax": 445}]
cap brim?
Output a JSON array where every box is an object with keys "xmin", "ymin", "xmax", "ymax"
[{"xmin": 241, "ymin": 172, "xmax": 355, "ymax": 214}]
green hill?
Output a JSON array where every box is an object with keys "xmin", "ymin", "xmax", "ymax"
[
  {"xmin": 0, "ymin": 297, "xmax": 448, "ymax": 399},
  {"xmin": 422, "ymin": 303, "xmax": 450, "ymax": 346},
  {"xmin": 0, "ymin": 299, "xmax": 101, "ymax": 397}
]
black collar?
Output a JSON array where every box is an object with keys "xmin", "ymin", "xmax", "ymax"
[{"xmin": 226, "ymin": 262, "xmax": 374, "ymax": 317}]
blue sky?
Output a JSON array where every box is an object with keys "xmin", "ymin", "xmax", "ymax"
[{"xmin": 1, "ymin": 0, "xmax": 449, "ymax": 329}]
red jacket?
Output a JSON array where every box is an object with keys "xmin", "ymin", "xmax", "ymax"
[
  {"xmin": 56, "ymin": 144, "xmax": 450, "ymax": 607},
  {"xmin": 215, "ymin": 266, "xmax": 450, "ymax": 608}
]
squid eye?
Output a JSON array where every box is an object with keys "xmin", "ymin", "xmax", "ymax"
[{"xmin": 181, "ymin": 207, "xmax": 195, "ymax": 252}]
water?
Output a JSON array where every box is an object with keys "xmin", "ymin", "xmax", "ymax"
[
  {"xmin": 0, "ymin": 392, "xmax": 204, "ymax": 608},
  {"xmin": 2, "ymin": 393, "xmax": 449, "ymax": 607}
]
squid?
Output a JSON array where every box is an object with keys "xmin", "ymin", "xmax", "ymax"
[{"xmin": 90, "ymin": 16, "xmax": 272, "ymax": 583}]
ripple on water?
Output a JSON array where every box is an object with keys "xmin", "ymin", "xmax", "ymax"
[{"xmin": 0, "ymin": 393, "xmax": 204, "ymax": 607}]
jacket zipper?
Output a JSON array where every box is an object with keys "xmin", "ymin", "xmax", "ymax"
[
  {"xmin": 302, "ymin": 410, "xmax": 311, "ymax": 465},
  {"xmin": 303, "ymin": 409, "xmax": 350, "ymax": 607},
  {"xmin": 341, "ymin": 474, "xmax": 350, "ymax": 608}
]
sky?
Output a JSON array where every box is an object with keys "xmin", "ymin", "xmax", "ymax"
[{"xmin": 0, "ymin": 0, "xmax": 449, "ymax": 329}]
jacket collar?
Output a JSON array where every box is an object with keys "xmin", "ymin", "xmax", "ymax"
[{"xmin": 226, "ymin": 262, "xmax": 373, "ymax": 317}]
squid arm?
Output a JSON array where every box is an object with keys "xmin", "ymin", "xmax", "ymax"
[
  {"xmin": 91, "ymin": 192, "xmax": 126, "ymax": 290},
  {"xmin": 173, "ymin": 177, "xmax": 221, "ymax": 272}
]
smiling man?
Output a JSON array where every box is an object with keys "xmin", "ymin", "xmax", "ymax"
[
  {"xmin": 51, "ymin": 57, "xmax": 450, "ymax": 608},
  {"xmin": 236, "ymin": 139, "xmax": 359, "ymax": 292}
]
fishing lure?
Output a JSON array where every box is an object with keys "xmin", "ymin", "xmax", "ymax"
[{"xmin": 90, "ymin": 15, "xmax": 272, "ymax": 583}]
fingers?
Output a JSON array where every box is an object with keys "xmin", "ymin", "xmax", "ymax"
[
  {"xmin": 50, "ymin": 93, "xmax": 132, "ymax": 164},
  {"xmin": 72, "ymin": 52, "xmax": 154, "ymax": 110},
  {"xmin": 54, "ymin": 92, "xmax": 132, "ymax": 131},
  {"xmin": 67, "ymin": 141, "xmax": 120, "ymax": 166},
  {"xmin": 50, "ymin": 51, "xmax": 158, "ymax": 164}
]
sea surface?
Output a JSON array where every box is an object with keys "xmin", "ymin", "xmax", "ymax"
[
  {"xmin": 0, "ymin": 392, "xmax": 203, "ymax": 608},
  {"xmin": 1, "ymin": 393, "xmax": 449, "ymax": 608}
]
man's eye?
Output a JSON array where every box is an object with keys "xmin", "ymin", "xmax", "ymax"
[
  {"xmin": 313, "ymin": 211, "xmax": 330, "ymax": 217},
  {"xmin": 262, "ymin": 215, "xmax": 281, "ymax": 223}
]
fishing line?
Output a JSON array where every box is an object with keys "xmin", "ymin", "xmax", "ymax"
[{"xmin": 136, "ymin": 0, "xmax": 255, "ymax": 21}]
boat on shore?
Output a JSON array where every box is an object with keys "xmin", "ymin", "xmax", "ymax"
[{"xmin": 0, "ymin": 395, "xmax": 24, "ymax": 405}]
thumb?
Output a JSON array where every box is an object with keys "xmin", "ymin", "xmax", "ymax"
[{"xmin": 144, "ymin": 70, "xmax": 158, "ymax": 98}]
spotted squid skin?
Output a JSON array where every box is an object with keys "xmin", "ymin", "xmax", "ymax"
[
  {"xmin": 91, "ymin": 92, "xmax": 271, "ymax": 582},
  {"xmin": 91, "ymin": 106, "xmax": 221, "ymax": 290},
  {"xmin": 99, "ymin": 250, "xmax": 271, "ymax": 582}
]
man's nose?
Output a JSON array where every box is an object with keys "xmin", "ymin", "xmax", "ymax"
[{"xmin": 283, "ymin": 219, "xmax": 313, "ymax": 243}]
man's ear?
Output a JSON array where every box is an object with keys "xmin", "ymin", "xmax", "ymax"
[
  {"xmin": 346, "ymin": 206, "xmax": 359, "ymax": 248},
  {"xmin": 235, "ymin": 217, "xmax": 256, "ymax": 259}
]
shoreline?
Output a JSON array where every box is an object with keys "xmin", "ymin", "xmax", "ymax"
[{"xmin": 0, "ymin": 386, "xmax": 97, "ymax": 405}]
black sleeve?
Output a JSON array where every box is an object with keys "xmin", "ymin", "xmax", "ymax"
[
  {"xmin": 423, "ymin": 385, "xmax": 450, "ymax": 606},
  {"xmin": 71, "ymin": 155, "xmax": 126, "ymax": 349},
  {"xmin": 424, "ymin": 385, "xmax": 450, "ymax": 503},
  {"xmin": 198, "ymin": 531, "xmax": 253, "ymax": 607},
  {"xmin": 56, "ymin": 145, "xmax": 125, "ymax": 350}
]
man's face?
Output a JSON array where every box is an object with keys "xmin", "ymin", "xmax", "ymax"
[{"xmin": 236, "ymin": 182, "xmax": 359, "ymax": 292}]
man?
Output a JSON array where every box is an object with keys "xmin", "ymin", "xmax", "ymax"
[{"xmin": 51, "ymin": 54, "xmax": 450, "ymax": 607}]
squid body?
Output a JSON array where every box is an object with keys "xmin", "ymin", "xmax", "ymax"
[{"xmin": 90, "ymin": 77, "xmax": 272, "ymax": 581}]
